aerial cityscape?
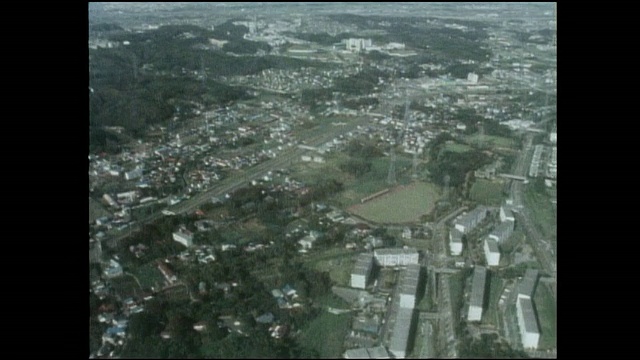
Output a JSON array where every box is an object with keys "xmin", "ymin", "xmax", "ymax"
[{"xmin": 89, "ymin": 2, "xmax": 557, "ymax": 358}]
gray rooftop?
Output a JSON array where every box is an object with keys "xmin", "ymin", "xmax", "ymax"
[
  {"xmin": 344, "ymin": 346, "xmax": 390, "ymax": 359},
  {"xmin": 491, "ymin": 221, "xmax": 514, "ymax": 238},
  {"xmin": 517, "ymin": 269, "xmax": 539, "ymax": 298},
  {"xmin": 485, "ymin": 238, "xmax": 499, "ymax": 253},
  {"xmin": 501, "ymin": 206, "xmax": 514, "ymax": 219},
  {"xmin": 450, "ymin": 228, "xmax": 463, "ymax": 243},
  {"xmin": 353, "ymin": 253, "xmax": 374, "ymax": 276},
  {"xmin": 389, "ymin": 308, "xmax": 414, "ymax": 353},
  {"xmin": 399, "ymin": 264, "xmax": 421, "ymax": 296},
  {"xmin": 374, "ymin": 247, "xmax": 418, "ymax": 256},
  {"xmin": 455, "ymin": 206, "xmax": 487, "ymax": 228},
  {"xmin": 518, "ymin": 297, "xmax": 540, "ymax": 334},
  {"xmin": 470, "ymin": 266, "xmax": 487, "ymax": 308},
  {"xmin": 344, "ymin": 348, "xmax": 370, "ymax": 359}
]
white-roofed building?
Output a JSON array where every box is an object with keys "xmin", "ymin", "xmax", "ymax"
[
  {"xmin": 516, "ymin": 297, "xmax": 540, "ymax": 349},
  {"xmin": 449, "ymin": 228, "xmax": 463, "ymax": 256},
  {"xmin": 467, "ymin": 266, "xmax": 487, "ymax": 322},
  {"xmin": 350, "ymin": 253, "xmax": 374, "ymax": 289},
  {"xmin": 484, "ymin": 238, "xmax": 500, "ymax": 266},
  {"xmin": 399, "ymin": 264, "xmax": 421, "ymax": 309},
  {"xmin": 374, "ymin": 248, "xmax": 419, "ymax": 267}
]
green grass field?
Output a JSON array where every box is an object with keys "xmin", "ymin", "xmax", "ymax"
[
  {"xmin": 310, "ymin": 256, "xmax": 353, "ymax": 287},
  {"xmin": 348, "ymin": 182, "xmax": 440, "ymax": 223},
  {"xmin": 534, "ymin": 282, "xmax": 557, "ymax": 350},
  {"xmin": 298, "ymin": 306, "xmax": 351, "ymax": 358},
  {"xmin": 524, "ymin": 187, "xmax": 557, "ymax": 240},
  {"xmin": 131, "ymin": 262, "xmax": 165, "ymax": 290},
  {"xmin": 470, "ymin": 179, "xmax": 506, "ymax": 206},
  {"xmin": 484, "ymin": 276, "xmax": 504, "ymax": 327},
  {"xmin": 466, "ymin": 134, "xmax": 517, "ymax": 149}
]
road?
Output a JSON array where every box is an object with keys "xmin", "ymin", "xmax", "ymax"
[{"xmin": 101, "ymin": 115, "xmax": 371, "ymax": 245}]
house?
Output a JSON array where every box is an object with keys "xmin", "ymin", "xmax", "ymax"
[
  {"xmin": 326, "ymin": 210, "xmax": 345, "ymax": 223},
  {"xmin": 298, "ymin": 235, "xmax": 317, "ymax": 250},
  {"xmin": 271, "ymin": 289, "xmax": 284, "ymax": 298},
  {"xmin": 474, "ymin": 163, "xmax": 497, "ymax": 179},
  {"xmin": 125, "ymin": 168, "xmax": 143, "ymax": 181},
  {"xmin": 282, "ymin": 284, "xmax": 297, "ymax": 297},
  {"xmin": 255, "ymin": 312, "xmax": 275, "ymax": 324},
  {"xmin": 103, "ymin": 259, "xmax": 123, "ymax": 278},
  {"xmin": 193, "ymin": 321, "xmax": 208, "ymax": 332},
  {"xmin": 173, "ymin": 229, "xmax": 194, "ymax": 247},
  {"xmin": 157, "ymin": 262, "xmax": 177, "ymax": 285},
  {"xmin": 402, "ymin": 227, "xmax": 412, "ymax": 240}
]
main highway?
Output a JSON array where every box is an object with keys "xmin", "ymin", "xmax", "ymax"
[{"xmin": 103, "ymin": 114, "xmax": 372, "ymax": 245}]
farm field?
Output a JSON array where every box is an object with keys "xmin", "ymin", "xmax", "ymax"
[{"xmin": 348, "ymin": 181, "xmax": 440, "ymax": 223}]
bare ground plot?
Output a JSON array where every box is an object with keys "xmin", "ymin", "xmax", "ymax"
[{"xmin": 348, "ymin": 182, "xmax": 440, "ymax": 223}]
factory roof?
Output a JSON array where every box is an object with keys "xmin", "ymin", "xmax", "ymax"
[
  {"xmin": 518, "ymin": 297, "xmax": 540, "ymax": 333},
  {"xmin": 470, "ymin": 266, "xmax": 487, "ymax": 308},
  {"xmin": 399, "ymin": 264, "xmax": 421, "ymax": 296},
  {"xmin": 389, "ymin": 308, "xmax": 414, "ymax": 353}
]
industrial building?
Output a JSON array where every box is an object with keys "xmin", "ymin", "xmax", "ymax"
[
  {"xmin": 517, "ymin": 269, "xmax": 539, "ymax": 300},
  {"xmin": 389, "ymin": 308, "xmax": 415, "ymax": 359},
  {"xmin": 173, "ymin": 229, "xmax": 194, "ymax": 247},
  {"xmin": 500, "ymin": 205, "xmax": 515, "ymax": 223},
  {"xmin": 516, "ymin": 297, "xmax": 540, "ymax": 349},
  {"xmin": 449, "ymin": 228, "xmax": 463, "ymax": 256},
  {"xmin": 374, "ymin": 248, "xmax": 419, "ymax": 267},
  {"xmin": 343, "ymin": 345, "xmax": 390, "ymax": 359},
  {"xmin": 454, "ymin": 206, "xmax": 488, "ymax": 234},
  {"xmin": 489, "ymin": 221, "xmax": 514, "ymax": 243},
  {"xmin": 467, "ymin": 266, "xmax": 487, "ymax": 322},
  {"xmin": 484, "ymin": 238, "xmax": 500, "ymax": 266},
  {"xmin": 350, "ymin": 253, "xmax": 374, "ymax": 289},
  {"xmin": 398, "ymin": 264, "xmax": 421, "ymax": 309}
]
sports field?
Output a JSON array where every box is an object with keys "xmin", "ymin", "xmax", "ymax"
[{"xmin": 348, "ymin": 182, "xmax": 440, "ymax": 223}]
